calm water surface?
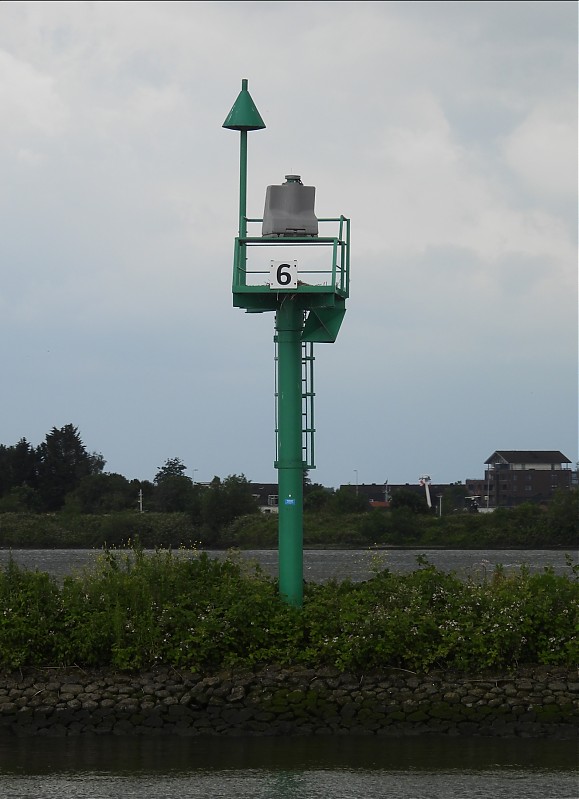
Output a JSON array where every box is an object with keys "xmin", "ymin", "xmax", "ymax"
[
  {"xmin": 0, "ymin": 549, "xmax": 574, "ymax": 582},
  {"xmin": 0, "ymin": 736, "xmax": 577, "ymax": 799}
]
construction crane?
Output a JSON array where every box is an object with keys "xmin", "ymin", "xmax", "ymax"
[{"xmin": 419, "ymin": 475, "xmax": 432, "ymax": 509}]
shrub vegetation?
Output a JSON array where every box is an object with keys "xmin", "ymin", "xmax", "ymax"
[
  {"xmin": 0, "ymin": 547, "xmax": 576, "ymax": 673},
  {"xmin": 1, "ymin": 490, "xmax": 576, "ymax": 550}
]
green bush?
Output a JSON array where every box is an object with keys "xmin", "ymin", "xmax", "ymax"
[
  {"xmin": 222, "ymin": 514, "xmax": 277, "ymax": 548},
  {"xmin": 0, "ymin": 548, "xmax": 576, "ymax": 673},
  {"xmin": 0, "ymin": 559, "xmax": 63, "ymax": 668},
  {"xmin": 0, "ymin": 512, "xmax": 200, "ymax": 549}
]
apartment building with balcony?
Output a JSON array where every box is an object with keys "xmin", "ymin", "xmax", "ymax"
[{"xmin": 468, "ymin": 450, "xmax": 573, "ymax": 508}]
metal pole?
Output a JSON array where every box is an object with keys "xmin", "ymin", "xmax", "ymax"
[
  {"xmin": 275, "ymin": 298, "xmax": 304, "ymax": 607},
  {"xmin": 238, "ymin": 125, "xmax": 247, "ymax": 285}
]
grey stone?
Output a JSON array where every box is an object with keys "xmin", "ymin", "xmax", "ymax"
[
  {"xmin": 60, "ymin": 684, "xmax": 83, "ymax": 695},
  {"xmin": 143, "ymin": 714, "xmax": 164, "ymax": 727}
]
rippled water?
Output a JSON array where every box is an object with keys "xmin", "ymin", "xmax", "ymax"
[
  {"xmin": 3, "ymin": 770, "xmax": 578, "ymax": 799},
  {"xmin": 0, "ymin": 736, "xmax": 577, "ymax": 799},
  {"xmin": 0, "ymin": 548, "xmax": 573, "ymax": 582}
]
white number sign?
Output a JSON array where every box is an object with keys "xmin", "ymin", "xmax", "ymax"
[{"xmin": 270, "ymin": 260, "xmax": 298, "ymax": 289}]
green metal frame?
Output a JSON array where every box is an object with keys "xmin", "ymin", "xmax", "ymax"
[
  {"xmin": 232, "ymin": 217, "xmax": 349, "ymax": 607},
  {"xmin": 232, "ymin": 216, "xmax": 350, "ymax": 312}
]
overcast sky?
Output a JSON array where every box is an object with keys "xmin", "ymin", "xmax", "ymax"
[{"xmin": 1, "ymin": 1, "xmax": 576, "ymax": 488}]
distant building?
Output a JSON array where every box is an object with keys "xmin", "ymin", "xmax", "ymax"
[
  {"xmin": 250, "ymin": 481, "xmax": 334, "ymax": 513},
  {"xmin": 252, "ymin": 454, "xmax": 574, "ymax": 514},
  {"xmin": 464, "ymin": 479, "xmax": 487, "ymax": 507},
  {"xmin": 470, "ymin": 450, "xmax": 573, "ymax": 508},
  {"xmin": 339, "ymin": 482, "xmax": 464, "ymax": 512},
  {"xmin": 339, "ymin": 482, "xmax": 390, "ymax": 505},
  {"xmin": 250, "ymin": 482, "xmax": 279, "ymax": 514}
]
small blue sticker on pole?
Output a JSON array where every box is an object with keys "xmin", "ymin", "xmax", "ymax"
[{"xmin": 284, "ymin": 498, "xmax": 296, "ymax": 505}]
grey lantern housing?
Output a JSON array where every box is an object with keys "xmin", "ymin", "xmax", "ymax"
[{"xmin": 262, "ymin": 175, "xmax": 318, "ymax": 237}]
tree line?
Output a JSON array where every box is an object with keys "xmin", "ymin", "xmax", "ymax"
[
  {"xmin": 0, "ymin": 425, "xmax": 105, "ymax": 513},
  {"xmin": 0, "ymin": 425, "xmax": 576, "ymax": 549},
  {"xmin": 0, "ymin": 425, "xmax": 256, "ymax": 527}
]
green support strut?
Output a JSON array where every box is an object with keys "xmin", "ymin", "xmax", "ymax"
[{"xmin": 275, "ymin": 298, "xmax": 304, "ymax": 607}]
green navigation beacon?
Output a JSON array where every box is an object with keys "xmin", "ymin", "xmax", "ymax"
[{"xmin": 223, "ymin": 80, "xmax": 350, "ymax": 607}]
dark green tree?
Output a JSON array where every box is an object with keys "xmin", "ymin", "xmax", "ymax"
[
  {"xmin": 201, "ymin": 474, "xmax": 259, "ymax": 541},
  {"xmin": 152, "ymin": 458, "xmax": 198, "ymax": 514},
  {"xmin": 0, "ymin": 485, "xmax": 39, "ymax": 512},
  {"xmin": 546, "ymin": 488, "xmax": 578, "ymax": 544},
  {"xmin": 65, "ymin": 472, "xmax": 136, "ymax": 514},
  {"xmin": 154, "ymin": 457, "xmax": 188, "ymax": 484},
  {"xmin": 389, "ymin": 488, "xmax": 427, "ymax": 514},
  {"xmin": 36, "ymin": 424, "xmax": 104, "ymax": 511},
  {"xmin": 222, "ymin": 474, "xmax": 259, "ymax": 518},
  {"xmin": 200, "ymin": 476, "xmax": 227, "ymax": 541},
  {"xmin": 441, "ymin": 482, "xmax": 469, "ymax": 515},
  {"xmin": 329, "ymin": 487, "xmax": 370, "ymax": 514},
  {"xmin": 304, "ymin": 488, "xmax": 333, "ymax": 512},
  {"xmin": 0, "ymin": 438, "xmax": 37, "ymax": 498},
  {"xmin": 154, "ymin": 475, "xmax": 197, "ymax": 513},
  {"xmin": 303, "ymin": 469, "xmax": 325, "ymax": 497}
]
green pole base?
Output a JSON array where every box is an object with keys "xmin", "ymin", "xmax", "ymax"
[{"xmin": 276, "ymin": 300, "xmax": 304, "ymax": 607}]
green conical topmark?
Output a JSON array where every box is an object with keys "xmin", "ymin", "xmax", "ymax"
[{"xmin": 222, "ymin": 79, "xmax": 266, "ymax": 131}]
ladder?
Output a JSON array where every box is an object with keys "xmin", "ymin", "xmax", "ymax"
[
  {"xmin": 274, "ymin": 340, "xmax": 315, "ymax": 469},
  {"xmin": 301, "ymin": 341, "xmax": 315, "ymax": 469}
]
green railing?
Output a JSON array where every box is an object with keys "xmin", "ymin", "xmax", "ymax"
[{"xmin": 232, "ymin": 216, "xmax": 350, "ymax": 307}]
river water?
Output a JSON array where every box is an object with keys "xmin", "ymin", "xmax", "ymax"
[
  {"xmin": 0, "ymin": 548, "xmax": 574, "ymax": 582},
  {"xmin": 0, "ymin": 735, "xmax": 577, "ymax": 798},
  {"xmin": 1, "ymin": 549, "xmax": 577, "ymax": 796}
]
